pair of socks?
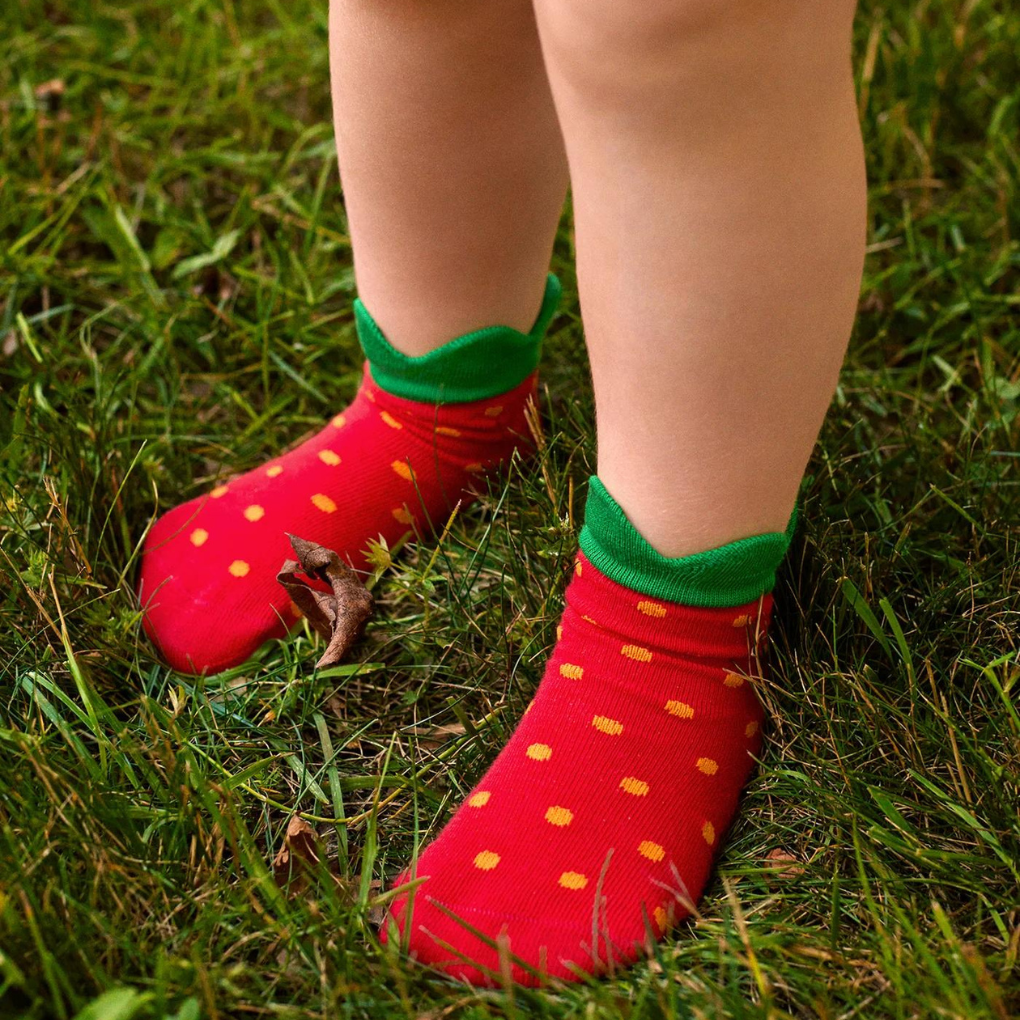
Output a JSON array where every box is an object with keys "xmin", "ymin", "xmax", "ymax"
[{"xmin": 137, "ymin": 274, "xmax": 793, "ymax": 984}]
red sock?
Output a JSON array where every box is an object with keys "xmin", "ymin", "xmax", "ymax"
[
  {"xmin": 138, "ymin": 275, "xmax": 561, "ymax": 673},
  {"xmin": 386, "ymin": 479, "xmax": 793, "ymax": 985},
  {"xmin": 138, "ymin": 369, "xmax": 535, "ymax": 673}
]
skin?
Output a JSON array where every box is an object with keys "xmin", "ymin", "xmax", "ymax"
[
  {"xmin": 328, "ymin": 0, "xmax": 569, "ymax": 356},
  {"xmin": 329, "ymin": 0, "xmax": 866, "ymax": 556}
]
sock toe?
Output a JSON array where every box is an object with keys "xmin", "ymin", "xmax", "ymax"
[
  {"xmin": 390, "ymin": 879, "xmax": 602, "ymax": 986},
  {"xmin": 138, "ymin": 503, "xmax": 293, "ymax": 673}
]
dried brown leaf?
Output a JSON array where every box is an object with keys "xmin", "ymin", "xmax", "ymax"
[
  {"xmin": 34, "ymin": 78, "xmax": 65, "ymax": 99},
  {"xmin": 272, "ymin": 815, "xmax": 355, "ymax": 904},
  {"xmin": 34, "ymin": 79, "xmax": 65, "ymax": 113},
  {"xmin": 276, "ymin": 534, "xmax": 374, "ymax": 669},
  {"xmin": 764, "ymin": 848, "xmax": 805, "ymax": 882},
  {"xmin": 272, "ymin": 816, "xmax": 322, "ymax": 895},
  {"xmin": 364, "ymin": 878, "xmax": 386, "ymax": 928},
  {"xmin": 410, "ymin": 722, "xmax": 467, "ymax": 752},
  {"xmin": 323, "ymin": 693, "xmax": 346, "ymax": 719}
]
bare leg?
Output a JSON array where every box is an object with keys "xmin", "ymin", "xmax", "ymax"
[
  {"xmin": 330, "ymin": 0, "xmax": 569, "ymax": 355},
  {"xmin": 532, "ymin": 0, "xmax": 866, "ymax": 554}
]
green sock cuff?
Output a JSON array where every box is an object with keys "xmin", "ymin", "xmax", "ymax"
[
  {"xmin": 578, "ymin": 476, "xmax": 796, "ymax": 608},
  {"xmin": 354, "ymin": 273, "xmax": 562, "ymax": 404}
]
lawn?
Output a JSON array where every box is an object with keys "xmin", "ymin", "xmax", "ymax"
[{"xmin": 1, "ymin": 1, "xmax": 1018, "ymax": 1017}]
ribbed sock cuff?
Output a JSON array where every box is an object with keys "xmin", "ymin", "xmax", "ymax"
[
  {"xmin": 578, "ymin": 476, "xmax": 796, "ymax": 608},
  {"xmin": 354, "ymin": 273, "xmax": 561, "ymax": 403}
]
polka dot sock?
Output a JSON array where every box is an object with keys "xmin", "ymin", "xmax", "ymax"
[
  {"xmin": 385, "ymin": 477, "xmax": 795, "ymax": 985},
  {"xmin": 138, "ymin": 275, "xmax": 562, "ymax": 674}
]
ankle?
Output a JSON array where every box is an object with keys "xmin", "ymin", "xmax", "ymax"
[{"xmin": 356, "ymin": 272, "xmax": 561, "ymax": 404}]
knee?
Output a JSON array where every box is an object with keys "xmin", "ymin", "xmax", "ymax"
[
  {"xmin": 535, "ymin": 0, "xmax": 855, "ymax": 102},
  {"xmin": 539, "ymin": 0, "xmax": 760, "ymax": 47}
]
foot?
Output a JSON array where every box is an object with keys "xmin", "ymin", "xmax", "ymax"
[
  {"xmin": 385, "ymin": 548, "xmax": 771, "ymax": 985},
  {"xmin": 139, "ymin": 274, "xmax": 562, "ymax": 674},
  {"xmin": 138, "ymin": 366, "xmax": 537, "ymax": 673}
]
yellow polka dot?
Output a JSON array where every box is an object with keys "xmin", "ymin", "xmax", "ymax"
[
  {"xmin": 556, "ymin": 624, "xmax": 563, "ymax": 641},
  {"xmin": 435, "ymin": 425, "xmax": 461, "ymax": 437},
  {"xmin": 243, "ymin": 504, "xmax": 264, "ymax": 522},
  {"xmin": 622, "ymin": 645, "xmax": 652, "ymax": 662},
  {"xmin": 559, "ymin": 871, "xmax": 587, "ymax": 890},
  {"xmin": 559, "ymin": 663, "xmax": 583, "ymax": 680},
  {"xmin": 526, "ymin": 743, "xmax": 552, "ymax": 761},
  {"xmin": 703, "ymin": 821, "xmax": 716, "ymax": 845},
  {"xmin": 318, "ymin": 449, "xmax": 341, "ymax": 466},
  {"xmin": 620, "ymin": 777, "xmax": 649, "ymax": 796},
  {"xmin": 266, "ymin": 465, "xmax": 283, "ymax": 478},
  {"xmin": 665, "ymin": 700, "xmax": 694, "ymax": 719},
  {"xmin": 311, "ymin": 493, "xmax": 337, "ymax": 514},
  {"xmin": 331, "ymin": 413, "xmax": 346, "ymax": 429},
  {"xmin": 464, "ymin": 462, "xmax": 484, "ymax": 474},
  {"xmin": 190, "ymin": 528, "xmax": 208, "ymax": 547},
  {"xmin": 582, "ymin": 614, "xmax": 601, "ymax": 627},
  {"xmin": 724, "ymin": 672, "xmax": 745, "ymax": 687},
  {"xmin": 391, "ymin": 460, "xmax": 415, "ymax": 482},
  {"xmin": 210, "ymin": 485, "xmax": 228, "ymax": 499},
  {"xmin": 639, "ymin": 841, "xmax": 665, "ymax": 862},
  {"xmin": 697, "ymin": 757, "xmax": 719, "ymax": 775},
  {"xmin": 592, "ymin": 715, "xmax": 623, "ymax": 736},
  {"xmin": 732, "ymin": 614, "xmax": 750, "ymax": 628},
  {"xmin": 637, "ymin": 601, "xmax": 667, "ymax": 618},
  {"xmin": 545, "ymin": 806, "xmax": 573, "ymax": 827},
  {"xmin": 380, "ymin": 410, "xmax": 402, "ymax": 429},
  {"xmin": 745, "ymin": 720, "xmax": 759, "ymax": 737},
  {"xmin": 653, "ymin": 906, "xmax": 668, "ymax": 931},
  {"xmin": 484, "ymin": 405, "xmax": 504, "ymax": 418},
  {"xmin": 574, "ymin": 559, "xmax": 582, "ymax": 576},
  {"xmin": 228, "ymin": 560, "xmax": 249, "ymax": 578},
  {"xmin": 474, "ymin": 851, "xmax": 500, "ymax": 871},
  {"xmin": 364, "ymin": 389, "xmax": 376, "ymax": 403},
  {"xmin": 392, "ymin": 507, "xmax": 414, "ymax": 525},
  {"xmin": 468, "ymin": 791, "xmax": 490, "ymax": 808}
]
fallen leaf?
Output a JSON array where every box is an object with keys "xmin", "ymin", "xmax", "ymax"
[
  {"xmin": 764, "ymin": 848, "xmax": 805, "ymax": 883},
  {"xmin": 272, "ymin": 816, "xmax": 354, "ymax": 903},
  {"xmin": 34, "ymin": 78, "xmax": 65, "ymax": 113},
  {"xmin": 323, "ymin": 693, "xmax": 346, "ymax": 719},
  {"xmin": 277, "ymin": 534, "xmax": 374, "ymax": 669},
  {"xmin": 275, "ymin": 948, "xmax": 307, "ymax": 979},
  {"xmin": 272, "ymin": 816, "xmax": 326, "ymax": 900},
  {"xmin": 273, "ymin": 815, "xmax": 323, "ymax": 890},
  {"xmin": 410, "ymin": 722, "xmax": 467, "ymax": 752},
  {"xmin": 364, "ymin": 879, "xmax": 386, "ymax": 928}
]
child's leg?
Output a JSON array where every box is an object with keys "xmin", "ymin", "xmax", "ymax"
[
  {"xmin": 138, "ymin": 0, "xmax": 568, "ymax": 674},
  {"xmin": 542, "ymin": 0, "xmax": 866, "ymax": 556},
  {"xmin": 388, "ymin": 0, "xmax": 865, "ymax": 983},
  {"xmin": 330, "ymin": 0, "xmax": 569, "ymax": 354}
]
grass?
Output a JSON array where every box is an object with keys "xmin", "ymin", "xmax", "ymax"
[{"xmin": 1, "ymin": 0, "xmax": 1018, "ymax": 1017}]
